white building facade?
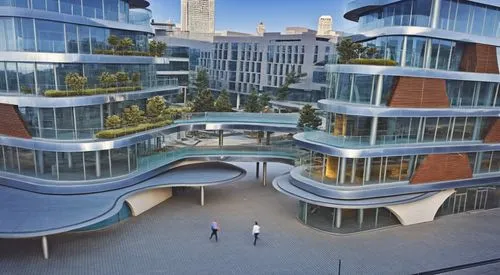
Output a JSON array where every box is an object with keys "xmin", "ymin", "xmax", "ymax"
[
  {"xmin": 317, "ymin": 15, "xmax": 333, "ymax": 36},
  {"xmin": 181, "ymin": 0, "xmax": 215, "ymax": 34}
]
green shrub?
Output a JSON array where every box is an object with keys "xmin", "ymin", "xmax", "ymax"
[
  {"xmin": 65, "ymin": 73, "xmax": 87, "ymax": 92},
  {"xmin": 44, "ymin": 86, "xmax": 142, "ymax": 97},
  {"xmin": 146, "ymin": 96, "xmax": 167, "ymax": 121},
  {"xmin": 131, "ymin": 72, "xmax": 141, "ymax": 86},
  {"xmin": 347, "ymin": 59, "xmax": 398, "ymax": 66},
  {"xmin": 115, "ymin": 72, "xmax": 129, "ymax": 86},
  {"xmin": 118, "ymin": 37, "xmax": 134, "ymax": 51},
  {"xmin": 105, "ymin": 115, "xmax": 122, "ymax": 129},
  {"xmin": 96, "ymin": 120, "xmax": 173, "ymax": 139},
  {"xmin": 122, "ymin": 105, "xmax": 145, "ymax": 126}
]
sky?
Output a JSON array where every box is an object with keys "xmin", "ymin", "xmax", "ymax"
[{"xmin": 149, "ymin": 0, "xmax": 357, "ymax": 34}]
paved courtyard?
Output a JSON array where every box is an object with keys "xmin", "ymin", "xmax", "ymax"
[{"xmin": 0, "ymin": 162, "xmax": 499, "ymax": 275}]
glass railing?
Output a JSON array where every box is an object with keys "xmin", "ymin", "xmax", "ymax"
[
  {"xmin": 2, "ymin": 78, "xmax": 178, "ymax": 97},
  {"xmin": 137, "ymin": 145, "xmax": 299, "ymax": 172},
  {"xmin": 128, "ymin": 8, "xmax": 153, "ymax": 26},
  {"xmin": 303, "ymin": 129, "xmax": 481, "ymax": 148},
  {"xmin": 178, "ymin": 112, "xmax": 299, "ymax": 125},
  {"xmin": 28, "ymin": 112, "xmax": 300, "ymax": 140}
]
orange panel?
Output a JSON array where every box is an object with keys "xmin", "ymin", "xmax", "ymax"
[
  {"xmin": 388, "ymin": 77, "xmax": 449, "ymax": 108},
  {"xmin": 484, "ymin": 118, "xmax": 500, "ymax": 143},
  {"xmin": 410, "ymin": 154, "xmax": 472, "ymax": 184},
  {"xmin": 460, "ymin": 43, "xmax": 499, "ymax": 74},
  {"xmin": 0, "ymin": 104, "xmax": 31, "ymax": 139}
]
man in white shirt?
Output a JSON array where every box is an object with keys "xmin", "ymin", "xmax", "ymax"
[{"xmin": 252, "ymin": 221, "xmax": 260, "ymax": 246}]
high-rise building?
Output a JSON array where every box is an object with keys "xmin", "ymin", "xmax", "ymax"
[
  {"xmin": 257, "ymin": 22, "xmax": 265, "ymax": 36},
  {"xmin": 274, "ymin": 0, "xmax": 500, "ymax": 234},
  {"xmin": 181, "ymin": 0, "xmax": 215, "ymax": 33},
  {"xmin": 317, "ymin": 15, "xmax": 333, "ymax": 36}
]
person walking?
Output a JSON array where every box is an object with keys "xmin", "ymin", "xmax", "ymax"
[
  {"xmin": 252, "ymin": 221, "xmax": 260, "ymax": 246},
  {"xmin": 209, "ymin": 220, "xmax": 220, "ymax": 242}
]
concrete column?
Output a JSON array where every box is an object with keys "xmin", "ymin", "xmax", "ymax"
[
  {"xmin": 67, "ymin": 152, "xmax": 72, "ymax": 169},
  {"xmin": 424, "ymin": 39, "xmax": 433, "ymax": 69},
  {"xmin": 350, "ymin": 158, "xmax": 357, "ymax": 183},
  {"xmin": 262, "ymin": 162, "xmax": 267, "ymax": 186},
  {"xmin": 365, "ymin": 158, "xmax": 371, "ymax": 182},
  {"xmin": 335, "ymin": 208, "xmax": 342, "ymax": 228},
  {"xmin": 472, "ymin": 118, "xmax": 482, "ymax": 140},
  {"xmin": 401, "ymin": 36, "xmax": 408, "ymax": 67},
  {"xmin": 370, "ymin": 117, "xmax": 378, "ymax": 145},
  {"xmin": 256, "ymin": 162, "xmax": 260, "ymax": 178},
  {"xmin": 37, "ymin": 151, "xmax": 44, "ymax": 174},
  {"xmin": 236, "ymin": 93, "xmax": 241, "ymax": 110},
  {"xmin": 339, "ymin": 158, "xmax": 347, "ymax": 184},
  {"xmin": 218, "ymin": 130, "xmax": 223, "ymax": 146},
  {"xmin": 358, "ymin": 209, "xmax": 364, "ymax": 227},
  {"xmin": 200, "ymin": 186, "xmax": 205, "ymax": 206},
  {"xmin": 42, "ymin": 236, "xmax": 49, "ymax": 260},
  {"xmin": 95, "ymin": 151, "xmax": 101, "ymax": 178},
  {"xmin": 430, "ymin": 0, "xmax": 442, "ymax": 29},
  {"xmin": 183, "ymin": 86, "xmax": 187, "ymax": 106},
  {"xmin": 265, "ymin": 131, "xmax": 271, "ymax": 145}
]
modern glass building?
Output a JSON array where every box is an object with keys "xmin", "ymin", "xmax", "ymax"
[
  {"xmin": 273, "ymin": 0, "xmax": 500, "ymax": 234},
  {"xmin": 0, "ymin": 0, "xmax": 183, "ymax": 182}
]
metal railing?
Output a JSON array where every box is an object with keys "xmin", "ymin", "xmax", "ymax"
[{"xmin": 178, "ymin": 112, "xmax": 299, "ymax": 125}]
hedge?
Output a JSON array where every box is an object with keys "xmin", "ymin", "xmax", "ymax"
[
  {"xmin": 93, "ymin": 49, "xmax": 155, "ymax": 56},
  {"xmin": 95, "ymin": 120, "xmax": 173, "ymax": 139},
  {"xmin": 44, "ymin": 86, "xmax": 142, "ymax": 97},
  {"xmin": 347, "ymin": 58, "xmax": 398, "ymax": 66}
]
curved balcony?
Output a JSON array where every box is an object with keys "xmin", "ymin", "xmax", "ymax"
[{"xmin": 129, "ymin": 8, "xmax": 152, "ymax": 26}]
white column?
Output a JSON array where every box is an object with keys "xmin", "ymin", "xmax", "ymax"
[
  {"xmin": 262, "ymin": 162, "xmax": 267, "ymax": 186},
  {"xmin": 200, "ymin": 186, "xmax": 205, "ymax": 206},
  {"xmin": 218, "ymin": 130, "xmax": 223, "ymax": 146},
  {"xmin": 335, "ymin": 208, "xmax": 342, "ymax": 228},
  {"xmin": 95, "ymin": 151, "xmax": 101, "ymax": 178},
  {"xmin": 358, "ymin": 209, "xmax": 364, "ymax": 227},
  {"xmin": 339, "ymin": 158, "xmax": 347, "ymax": 184},
  {"xmin": 42, "ymin": 236, "xmax": 49, "ymax": 260},
  {"xmin": 236, "ymin": 93, "xmax": 241, "ymax": 110},
  {"xmin": 430, "ymin": 0, "xmax": 442, "ymax": 29},
  {"xmin": 67, "ymin": 152, "xmax": 72, "ymax": 169},
  {"xmin": 401, "ymin": 36, "xmax": 408, "ymax": 67}
]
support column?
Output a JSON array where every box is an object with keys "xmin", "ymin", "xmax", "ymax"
[
  {"xmin": 67, "ymin": 152, "xmax": 72, "ymax": 169},
  {"xmin": 339, "ymin": 158, "xmax": 347, "ymax": 184},
  {"xmin": 236, "ymin": 93, "xmax": 241, "ymax": 110},
  {"xmin": 262, "ymin": 162, "xmax": 267, "ymax": 186},
  {"xmin": 358, "ymin": 209, "xmax": 364, "ymax": 227},
  {"xmin": 182, "ymin": 86, "xmax": 187, "ymax": 106},
  {"xmin": 200, "ymin": 186, "xmax": 205, "ymax": 206},
  {"xmin": 350, "ymin": 158, "xmax": 357, "ymax": 183},
  {"xmin": 218, "ymin": 130, "xmax": 223, "ymax": 146},
  {"xmin": 95, "ymin": 151, "xmax": 101, "ymax": 178},
  {"xmin": 256, "ymin": 162, "xmax": 260, "ymax": 178},
  {"xmin": 401, "ymin": 36, "xmax": 408, "ymax": 67},
  {"xmin": 266, "ymin": 131, "xmax": 271, "ymax": 145},
  {"xmin": 335, "ymin": 208, "xmax": 342, "ymax": 228},
  {"xmin": 37, "ymin": 151, "xmax": 44, "ymax": 174},
  {"xmin": 42, "ymin": 236, "xmax": 49, "ymax": 260}
]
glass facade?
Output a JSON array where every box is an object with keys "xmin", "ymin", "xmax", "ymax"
[
  {"xmin": 327, "ymin": 73, "xmax": 500, "ymax": 107},
  {"xmin": 2, "ymin": 0, "xmax": 131, "ymax": 23},
  {"xmin": 358, "ymin": 0, "xmax": 500, "ymax": 38},
  {"xmin": 0, "ymin": 17, "xmax": 149, "ymax": 54},
  {"xmin": 0, "ymin": 62, "xmax": 156, "ymax": 95}
]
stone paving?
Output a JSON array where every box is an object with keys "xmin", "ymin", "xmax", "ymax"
[{"xmin": 0, "ymin": 162, "xmax": 499, "ymax": 275}]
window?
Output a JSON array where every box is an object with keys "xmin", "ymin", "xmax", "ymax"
[
  {"xmin": 66, "ymin": 24, "xmax": 78, "ymax": 53},
  {"xmin": 36, "ymin": 20, "xmax": 65, "ymax": 53},
  {"xmin": 84, "ymin": 0, "xmax": 104, "ymax": 19},
  {"xmin": 78, "ymin": 26, "xmax": 91, "ymax": 54},
  {"xmin": 15, "ymin": 18, "xmax": 35, "ymax": 51},
  {"xmin": 60, "ymin": 0, "xmax": 82, "ymax": 16}
]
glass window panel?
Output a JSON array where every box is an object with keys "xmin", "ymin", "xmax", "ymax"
[
  {"xmin": 40, "ymin": 108, "xmax": 56, "ymax": 139},
  {"xmin": 406, "ymin": 37, "xmax": 426, "ymax": 68},
  {"xmin": 435, "ymin": 117, "xmax": 450, "ymax": 141},
  {"xmin": 452, "ymin": 117, "xmax": 466, "ymax": 141},
  {"xmin": 483, "ymin": 7, "xmax": 499, "ymax": 37},
  {"xmin": 84, "ymin": 151, "xmax": 97, "ymax": 180},
  {"xmin": 18, "ymin": 148, "xmax": 36, "ymax": 177},
  {"xmin": 55, "ymin": 107, "xmax": 75, "ymax": 139},
  {"xmin": 84, "ymin": 0, "xmax": 103, "ymax": 19},
  {"xmin": 78, "ymin": 25, "xmax": 91, "ymax": 54},
  {"xmin": 17, "ymin": 63, "xmax": 35, "ymax": 95},
  {"xmin": 91, "ymin": 27, "xmax": 108, "ymax": 53},
  {"xmin": 39, "ymin": 151, "xmax": 57, "ymax": 179},
  {"xmin": 60, "ymin": 0, "xmax": 81, "ymax": 16},
  {"xmin": 47, "ymin": 0, "xmax": 58, "ymax": 11},
  {"xmin": 463, "ymin": 117, "xmax": 474, "ymax": 140},
  {"xmin": 454, "ymin": 1, "xmax": 471, "ymax": 33},
  {"xmin": 5, "ymin": 62, "xmax": 18, "ymax": 93},
  {"xmin": 351, "ymin": 74, "xmax": 374, "ymax": 104},
  {"xmin": 4, "ymin": 147, "xmax": 18, "ymax": 173},
  {"xmin": 55, "ymin": 63, "xmax": 83, "ymax": 90},
  {"xmin": 423, "ymin": 118, "xmax": 437, "ymax": 142},
  {"xmin": 57, "ymin": 152, "xmax": 84, "ymax": 180},
  {"xmin": 436, "ymin": 40, "xmax": 452, "ymax": 70},
  {"xmin": 477, "ymin": 82, "xmax": 496, "ymax": 107},
  {"xmin": 490, "ymin": 151, "xmax": 500, "ymax": 173},
  {"xmin": 385, "ymin": 156, "xmax": 403, "ymax": 183},
  {"xmin": 75, "ymin": 105, "xmax": 101, "ymax": 139},
  {"xmin": 110, "ymin": 147, "xmax": 129, "ymax": 176},
  {"xmin": 479, "ymin": 151, "xmax": 493, "ymax": 174},
  {"xmin": 66, "ymin": 24, "xmax": 78, "ymax": 53},
  {"xmin": 15, "ymin": 18, "xmax": 35, "ymax": 51},
  {"xmin": 13, "ymin": 0, "xmax": 28, "ymax": 8},
  {"xmin": 0, "ymin": 18, "xmax": 16, "ymax": 51},
  {"xmin": 470, "ymin": 4, "xmax": 486, "ymax": 35},
  {"xmin": 411, "ymin": 0, "xmax": 431, "ymax": 27},
  {"xmin": 36, "ymin": 20, "xmax": 65, "ymax": 53},
  {"xmin": 99, "ymin": 150, "xmax": 111, "ymax": 178},
  {"xmin": 104, "ymin": 0, "xmax": 119, "ymax": 21},
  {"xmin": 0, "ymin": 62, "xmax": 6, "ymax": 93}
]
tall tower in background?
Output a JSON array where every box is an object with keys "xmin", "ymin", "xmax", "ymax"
[
  {"xmin": 256, "ymin": 22, "xmax": 265, "ymax": 36},
  {"xmin": 181, "ymin": 0, "xmax": 215, "ymax": 33},
  {"xmin": 317, "ymin": 15, "xmax": 333, "ymax": 36}
]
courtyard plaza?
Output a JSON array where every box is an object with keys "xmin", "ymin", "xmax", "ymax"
[{"xmin": 0, "ymin": 162, "xmax": 498, "ymax": 275}]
